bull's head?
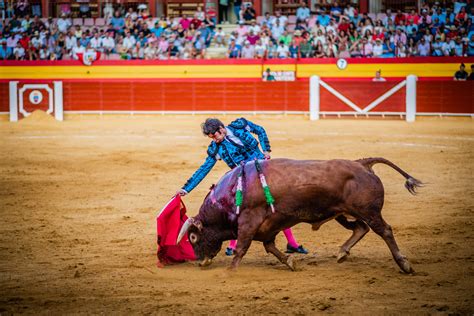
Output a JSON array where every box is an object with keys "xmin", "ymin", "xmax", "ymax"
[{"xmin": 176, "ymin": 217, "xmax": 224, "ymax": 267}]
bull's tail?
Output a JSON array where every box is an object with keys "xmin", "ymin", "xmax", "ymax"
[{"xmin": 357, "ymin": 157, "xmax": 424, "ymax": 195}]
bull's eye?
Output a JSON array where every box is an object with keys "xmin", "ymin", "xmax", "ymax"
[{"xmin": 189, "ymin": 232, "xmax": 198, "ymax": 244}]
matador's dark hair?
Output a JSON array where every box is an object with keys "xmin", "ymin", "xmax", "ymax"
[{"xmin": 201, "ymin": 118, "xmax": 225, "ymax": 136}]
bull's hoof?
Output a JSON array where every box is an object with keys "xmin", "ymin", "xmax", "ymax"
[
  {"xmin": 199, "ymin": 258, "xmax": 213, "ymax": 267},
  {"xmin": 400, "ymin": 260, "xmax": 414, "ymax": 274},
  {"xmin": 286, "ymin": 256, "xmax": 297, "ymax": 271},
  {"xmin": 337, "ymin": 250, "xmax": 349, "ymax": 263}
]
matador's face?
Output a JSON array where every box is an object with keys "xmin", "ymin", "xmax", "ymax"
[{"xmin": 208, "ymin": 127, "xmax": 227, "ymax": 144}]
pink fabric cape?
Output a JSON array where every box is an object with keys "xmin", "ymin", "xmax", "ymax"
[{"xmin": 156, "ymin": 195, "xmax": 196, "ymax": 267}]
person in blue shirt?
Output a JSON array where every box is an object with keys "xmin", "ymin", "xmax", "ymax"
[
  {"xmin": 296, "ymin": 2, "xmax": 311, "ymax": 22},
  {"xmin": 0, "ymin": 40, "xmax": 12, "ymax": 59},
  {"xmin": 317, "ymin": 9, "xmax": 330, "ymax": 26},
  {"xmin": 177, "ymin": 118, "xmax": 309, "ymax": 255}
]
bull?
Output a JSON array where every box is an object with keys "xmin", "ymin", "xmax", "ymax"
[{"xmin": 177, "ymin": 158, "xmax": 423, "ymax": 273}]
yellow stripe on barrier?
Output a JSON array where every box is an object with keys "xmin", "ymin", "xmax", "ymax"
[{"xmin": 0, "ymin": 63, "xmax": 469, "ymax": 79}]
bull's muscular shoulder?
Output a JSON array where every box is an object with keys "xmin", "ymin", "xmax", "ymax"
[
  {"xmin": 207, "ymin": 141, "xmax": 218, "ymax": 157},
  {"xmin": 228, "ymin": 117, "xmax": 248, "ymax": 129}
]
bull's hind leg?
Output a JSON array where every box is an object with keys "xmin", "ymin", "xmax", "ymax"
[
  {"xmin": 365, "ymin": 212, "xmax": 414, "ymax": 274},
  {"xmin": 263, "ymin": 239, "xmax": 296, "ymax": 271},
  {"xmin": 335, "ymin": 215, "xmax": 370, "ymax": 263}
]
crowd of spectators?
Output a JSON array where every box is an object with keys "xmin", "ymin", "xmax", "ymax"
[{"xmin": 0, "ymin": 1, "xmax": 473, "ymax": 61}]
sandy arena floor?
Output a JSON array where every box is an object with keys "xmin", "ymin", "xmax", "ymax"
[{"xmin": 0, "ymin": 113, "xmax": 473, "ymax": 314}]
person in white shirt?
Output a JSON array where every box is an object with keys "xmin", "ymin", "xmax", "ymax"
[
  {"xmin": 71, "ymin": 41, "xmax": 85, "ymax": 59},
  {"xmin": 248, "ymin": 20, "xmax": 261, "ymax": 35},
  {"xmin": 65, "ymin": 31, "xmax": 77, "ymax": 53},
  {"xmin": 122, "ymin": 32, "xmax": 136, "ymax": 52},
  {"xmin": 276, "ymin": 40, "xmax": 289, "ymax": 58},
  {"xmin": 39, "ymin": 45, "xmax": 49, "ymax": 60},
  {"xmin": 144, "ymin": 43, "xmax": 156, "ymax": 60},
  {"xmin": 271, "ymin": 19, "xmax": 285, "ymax": 41},
  {"xmin": 240, "ymin": 40, "xmax": 255, "ymax": 58},
  {"xmin": 270, "ymin": 10, "xmax": 288, "ymax": 27},
  {"xmin": 213, "ymin": 27, "xmax": 226, "ymax": 47},
  {"xmin": 100, "ymin": 32, "xmax": 115, "ymax": 54},
  {"xmin": 372, "ymin": 38, "xmax": 384, "ymax": 57},
  {"xmin": 14, "ymin": 43, "xmax": 25, "ymax": 60},
  {"xmin": 254, "ymin": 39, "xmax": 266, "ymax": 58},
  {"xmin": 89, "ymin": 33, "xmax": 101, "ymax": 51},
  {"xmin": 344, "ymin": 4, "xmax": 356, "ymax": 19},
  {"xmin": 57, "ymin": 14, "xmax": 71, "ymax": 33}
]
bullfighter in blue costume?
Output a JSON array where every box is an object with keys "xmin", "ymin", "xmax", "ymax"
[{"xmin": 177, "ymin": 118, "xmax": 308, "ymax": 256}]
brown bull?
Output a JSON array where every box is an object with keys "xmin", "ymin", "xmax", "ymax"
[{"xmin": 177, "ymin": 158, "xmax": 423, "ymax": 273}]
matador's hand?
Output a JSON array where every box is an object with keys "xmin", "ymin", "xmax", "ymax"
[
  {"xmin": 264, "ymin": 151, "xmax": 271, "ymax": 160},
  {"xmin": 176, "ymin": 189, "xmax": 188, "ymax": 196}
]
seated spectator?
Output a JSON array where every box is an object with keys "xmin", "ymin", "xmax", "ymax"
[
  {"xmin": 111, "ymin": 11, "xmax": 125, "ymax": 32},
  {"xmin": 373, "ymin": 38, "xmax": 384, "ymax": 57},
  {"xmin": 453, "ymin": 63, "xmax": 468, "ymax": 80},
  {"xmin": 337, "ymin": 42, "xmax": 350, "ymax": 58},
  {"xmin": 254, "ymin": 39, "xmax": 266, "ymax": 58},
  {"xmin": 260, "ymin": 12, "xmax": 273, "ymax": 29},
  {"xmin": 248, "ymin": 20, "xmax": 261, "ymax": 34},
  {"xmin": 71, "ymin": 40, "xmax": 84, "ymax": 59},
  {"xmin": 271, "ymin": 10, "xmax": 288, "ymax": 27},
  {"xmin": 13, "ymin": 42, "xmax": 25, "ymax": 60},
  {"xmin": 296, "ymin": 1, "xmax": 310, "ymax": 23},
  {"xmin": 246, "ymin": 29, "xmax": 259, "ymax": 45},
  {"xmin": 395, "ymin": 41, "xmax": 407, "ymax": 57},
  {"xmin": 101, "ymin": 32, "xmax": 115, "ymax": 55},
  {"xmin": 195, "ymin": 6, "xmax": 205, "ymax": 21},
  {"xmin": 300, "ymin": 37, "xmax": 312, "ymax": 58},
  {"xmin": 417, "ymin": 37, "xmax": 430, "ymax": 56},
  {"xmin": 276, "ymin": 40, "xmax": 289, "ymax": 58},
  {"xmin": 288, "ymin": 39, "xmax": 299, "ymax": 58},
  {"xmin": 271, "ymin": 19, "xmax": 284, "ymax": 41},
  {"xmin": 278, "ymin": 30, "xmax": 292, "ymax": 46},
  {"xmin": 57, "ymin": 13, "xmax": 71, "ymax": 34},
  {"xmin": 240, "ymin": 40, "xmax": 255, "ymax": 58},
  {"xmin": 330, "ymin": 2, "xmax": 343, "ymax": 22},
  {"xmin": 213, "ymin": 27, "xmax": 226, "ymax": 47},
  {"xmin": 468, "ymin": 35, "xmax": 474, "ymax": 56},
  {"xmin": 0, "ymin": 39, "xmax": 12, "ymax": 59},
  {"xmin": 227, "ymin": 39, "xmax": 241, "ymax": 58},
  {"xmin": 266, "ymin": 41, "xmax": 277, "ymax": 58},
  {"xmin": 394, "ymin": 10, "xmax": 406, "ymax": 25}
]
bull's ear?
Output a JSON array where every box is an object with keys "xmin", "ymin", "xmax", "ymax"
[{"xmin": 193, "ymin": 220, "xmax": 203, "ymax": 231}]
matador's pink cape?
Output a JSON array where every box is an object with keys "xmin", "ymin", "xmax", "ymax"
[{"xmin": 156, "ymin": 195, "xmax": 196, "ymax": 267}]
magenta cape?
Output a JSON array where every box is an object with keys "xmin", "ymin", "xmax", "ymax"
[{"xmin": 156, "ymin": 195, "xmax": 196, "ymax": 267}]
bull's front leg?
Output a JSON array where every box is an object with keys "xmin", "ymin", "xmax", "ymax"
[
  {"xmin": 264, "ymin": 239, "xmax": 296, "ymax": 271},
  {"xmin": 230, "ymin": 208, "xmax": 265, "ymax": 270}
]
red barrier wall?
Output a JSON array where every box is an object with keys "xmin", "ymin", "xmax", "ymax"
[
  {"xmin": 1, "ymin": 80, "xmax": 473, "ymax": 115},
  {"xmin": 61, "ymin": 81, "xmax": 309, "ymax": 112},
  {"xmin": 417, "ymin": 81, "xmax": 474, "ymax": 114}
]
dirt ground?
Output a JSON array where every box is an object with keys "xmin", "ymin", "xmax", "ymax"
[{"xmin": 0, "ymin": 112, "xmax": 473, "ymax": 315}]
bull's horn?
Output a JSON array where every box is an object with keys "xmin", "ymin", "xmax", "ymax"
[{"xmin": 176, "ymin": 218, "xmax": 194, "ymax": 245}]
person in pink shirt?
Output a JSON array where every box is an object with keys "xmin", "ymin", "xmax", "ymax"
[
  {"xmin": 246, "ymin": 29, "xmax": 260, "ymax": 45},
  {"xmin": 158, "ymin": 35, "xmax": 169, "ymax": 53},
  {"xmin": 180, "ymin": 14, "xmax": 191, "ymax": 29},
  {"xmin": 360, "ymin": 37, "xmax": 373, "ymax": 57},
  {"xmin": 394, "ymin": 29, "xmax": 407, "ymax": 45},
  {"xmin": 236, "ymin": 21, "xmax": 248, "ymax": 38}
]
